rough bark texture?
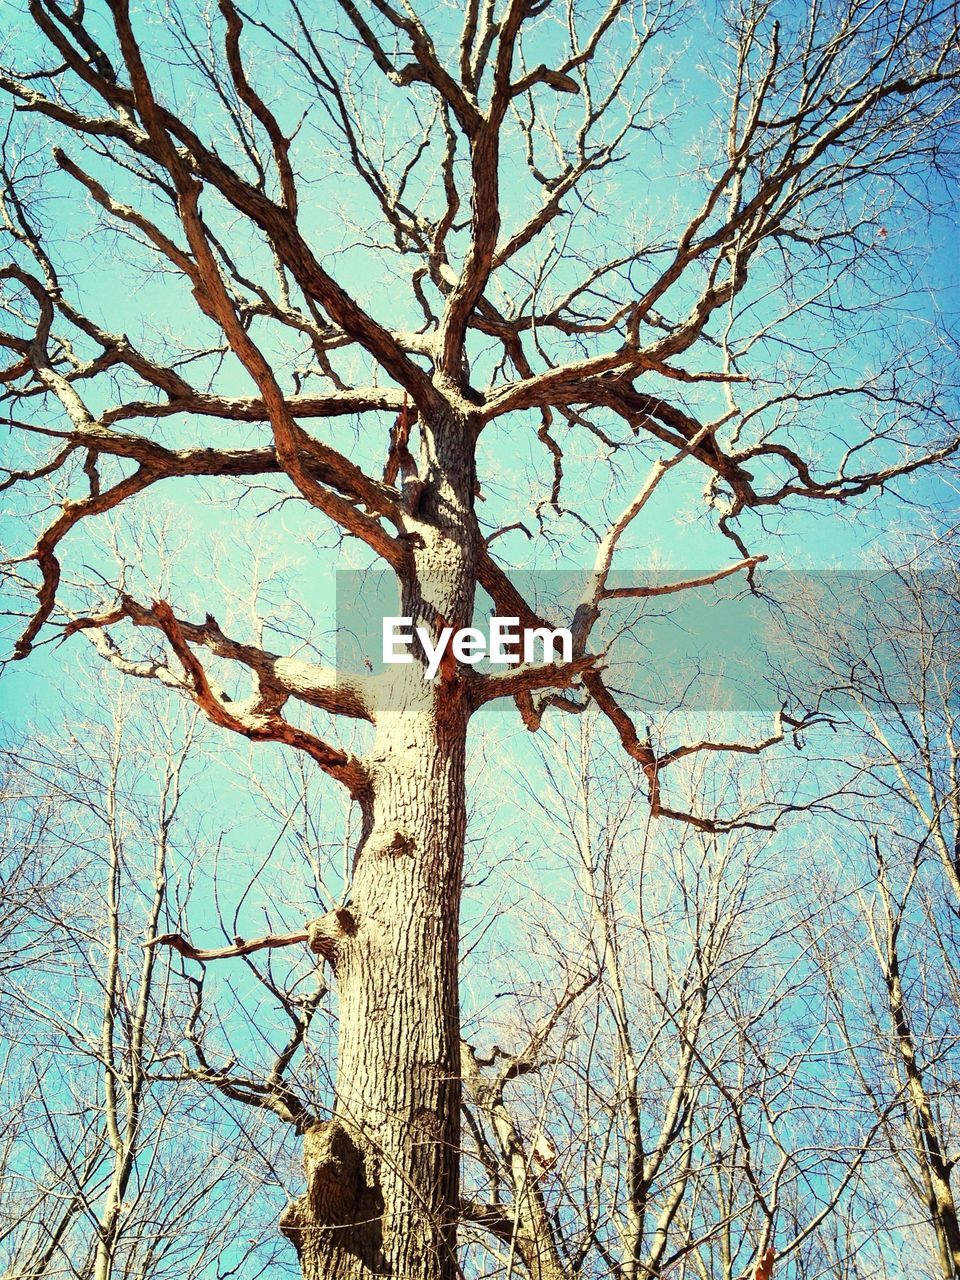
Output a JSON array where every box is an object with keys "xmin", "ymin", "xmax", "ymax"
[{"xmin": 282, "ymin": 411, "xmax": 477, "ymax": 1279}]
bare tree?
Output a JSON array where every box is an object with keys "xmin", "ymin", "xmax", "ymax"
[
  {"xmin": 786, "ymin": 558, "xmax": 960, "ymax": 1278},
  {"xmin": 0, "ymin": 696, "xmax": 290, "ymax": 1280},
  {"xmin": 458, "ymin": 720, "xmax": 891, "ymax": 1280},
  {"xmin": 1, "ymin": 1, "xmax": 959, "ymax": 1276},
  {"xmin": 810, "ymin": 825, "xmax": 960, "ymax": 1280},
  {"xmin": 0, "ymin": 751, "xmax": 80, "ymax": 989},
  {"xmin": 798, "ymin": 561, "xmax": 960, "ymax": 909}
]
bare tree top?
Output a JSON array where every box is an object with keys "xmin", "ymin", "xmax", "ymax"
[{"xmin": 1, "ymin": 0, "xmax": 958, "ymax": 825}]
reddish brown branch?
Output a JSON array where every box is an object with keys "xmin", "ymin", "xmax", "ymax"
[
  {"xmin": 755, "ymin": 1246, "xmax": 775, "ymax": 1280},
  {"xmin": 67, "ymin": 596, "xmax": 369, "ymax": 793},
  {"xmin": 146, "ymin": 929, "xmax": 309, "ymax": 962}
]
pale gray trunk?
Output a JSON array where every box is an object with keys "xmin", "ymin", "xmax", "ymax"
[{"xmin": 282, "ymin": 409, "xmax": 477, "ymax": 1280}]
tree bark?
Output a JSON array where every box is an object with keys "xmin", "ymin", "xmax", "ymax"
[
  {"xmin": 885, "ymin": 944, "xmax": 960, "ymax": 1279},
  {"xmin": 282, "ymin": 409, "xmax": 478, "ymax": 1279}
]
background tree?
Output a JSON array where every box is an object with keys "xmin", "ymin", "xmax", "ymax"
[
  {"xmin": 785, "ymin": 558, "xmax": 960, "ymax": 1279},
  {"xmin": 0, "ymin": 695, "xmax": 290, "ymax": 1280},
  {"xmin": 457, "ymin": 722, "xmax": 896, "ymax": 1280},
  {"xmin": 830, "ymin": 834, "xmax": 960, "ymax": 1280},
  {"xmin": 1, "ymin": 1, "xmax": 959, "ymax": 1278}
]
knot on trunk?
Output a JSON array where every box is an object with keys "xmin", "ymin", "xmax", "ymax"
[
  {"xmin": 303, "ymin": 1121, "xmax": 364, "ymax": 1223},
  {"xmin": 280, "ymin": 1122, "xmax": 385, "ymax": 1273},
  {"xmin": 384, "ymin": 829, "xmax": 416, "ymax": 857},
  {"xmin": 361, "ymin": 827, "xmax": 416, "ymax": 860},
  {"xmin": 306, "ymin": 908, "xmax": 357, "ymax": 969}
]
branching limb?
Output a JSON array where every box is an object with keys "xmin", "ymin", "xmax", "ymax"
[{"xmin": 68, "ymin": 596, "xmax": 369, "ymax": 794}]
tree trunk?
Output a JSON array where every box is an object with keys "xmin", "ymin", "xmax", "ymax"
[
  {"xmin": 880, "ymin": 891, "xmax": 960, "ymax": 1280},
  {"xmin": 282, "ymin": 409, "xmax": 477, "ymax": 1279}
]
